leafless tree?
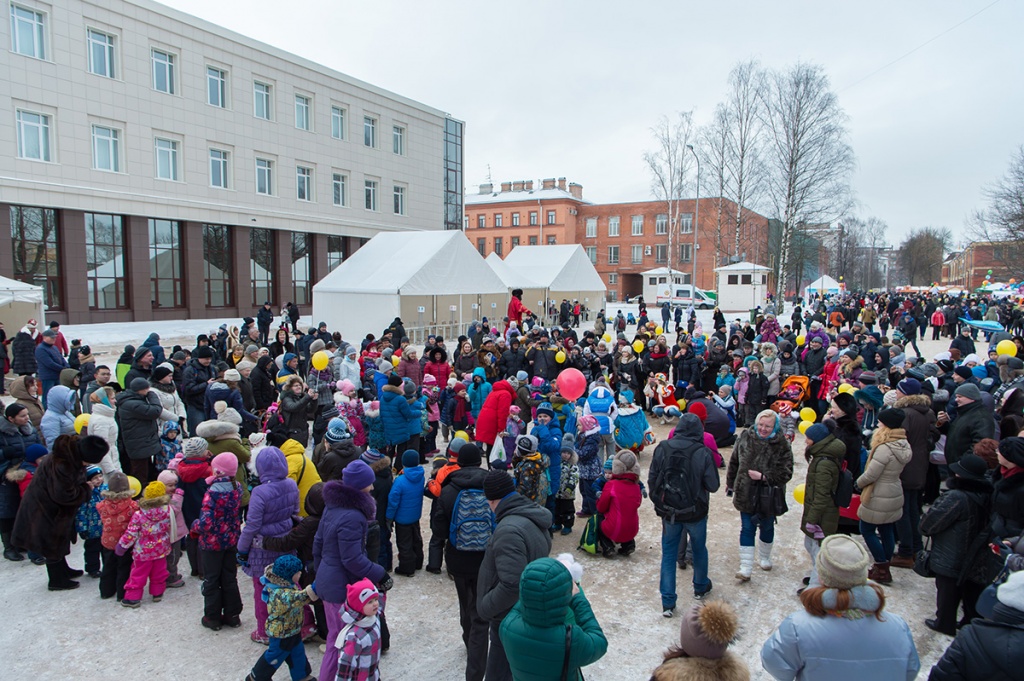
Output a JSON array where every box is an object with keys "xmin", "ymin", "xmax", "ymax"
[
  {"xmin": 724, "ymin": 59, "xmax": 766, "ymax": 260},
  {"xmin": 898, "ymin": 227, "xmax": 952, "ymax": 285},
  {"xmin": 970, "ymin": 145, "xmax": 1024, "ymax": 278},
  {"xmin": 644, "ymin": 111, "xmax": 695, "ymax": 284},
  {"xmin": 759, "ymin": 62, "xmax": 855, "ymax": 300},
  {"xmin": 698, "ymin": 104, "xmax": 730, "ymax": 279}
]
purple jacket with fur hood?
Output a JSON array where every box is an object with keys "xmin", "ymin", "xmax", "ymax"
[
  {"xmin": 313, "ymin": 480, "xmax": 386, "ymax": 604},
  {"xmin": 238, "ymin": 447, "xmax": 299, "ymax": 576}
]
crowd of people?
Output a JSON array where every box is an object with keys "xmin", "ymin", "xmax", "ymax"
[{"xmin": 0, "ymin": 287, "xmax": 1023, "ymax": 680}]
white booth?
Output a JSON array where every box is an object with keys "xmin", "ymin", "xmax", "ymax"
[
  {"xmin": 714, "ymin": 262, "xmax": 770, "ymax": 312},
  {"xmin": 0, "ymin": 275, "xmax": 45, "ymax": 332},
  {"xmin": 804, "ymin": 274, "xmax": 843, "ymax": 300},
  {"xmin": 495, "ymin": 245, "xmax": 606, "ymax": 323}
]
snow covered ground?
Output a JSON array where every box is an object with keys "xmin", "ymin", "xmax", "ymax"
[{"xmin": 0, "ymin": 319, "xmax": 961, "ymax": 679}]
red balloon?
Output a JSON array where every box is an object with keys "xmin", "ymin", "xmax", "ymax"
[{"xmin": 557, "ymin": 368, "xmax": 587, "ymax": 402}]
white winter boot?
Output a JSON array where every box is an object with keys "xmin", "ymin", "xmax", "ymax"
[
  {"xmin": 736, "ymin": 546, "xmax": 755, "ymax": 581},
  {"xmin": 757, "ymin": 540, "xmax": 774, "ymax": 571}
]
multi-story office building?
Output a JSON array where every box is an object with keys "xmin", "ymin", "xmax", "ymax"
[{"xmin": 2, "ymin": 0, "xmax": 463, "ymax": 323}]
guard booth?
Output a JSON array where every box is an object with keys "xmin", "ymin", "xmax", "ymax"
[{"xmin": 714, "ymin": 262, "xmax": 770, "ymax": 313}]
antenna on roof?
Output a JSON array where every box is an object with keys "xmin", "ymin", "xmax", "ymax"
[{"xmin": 486, "ymin": 164, "xmax": 493, "ymax": 184}]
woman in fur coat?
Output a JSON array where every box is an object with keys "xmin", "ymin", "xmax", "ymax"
[{"xmin": 650, "ymin": 601, "xmax": 748, "ymax": 681}]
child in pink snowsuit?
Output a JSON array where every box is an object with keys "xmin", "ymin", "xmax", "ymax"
[{"xmin": 116, "ymin": 480, "xmax": 173, "ymax": 608}]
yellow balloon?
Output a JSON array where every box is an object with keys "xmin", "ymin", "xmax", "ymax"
[
  {"xmin": 555, "ymin": 350, "xmax": 566, "ymax": 363},
  {"xmin": 391, "ymin": 356, "xmax": 400, "ymax": 367},
  {"xmin": 838, "ymin": 383, "xmax": 855, "ymax": 394},
  {"xmin": 997, "ymin": 339, "xmax": 1017, "ymax": 357},
  {"xmin": 796, "ymin": 335, "xmax": 806, "ymax": 346},
  {"xmin": 793, "ymin": 483, "xmax": 806, "ymax": 505},
  {"xmin": 74, "ymin": 413, "xmax": 90, "ymax": 434},
  {"xmin": 454, "ymin": 430, "xmax": 470, "ymax": 443},
  {"xmin": 655, "ymin": 326, "xmax": 664, "ymax": 335},
  {"xmin": 632, "ymin": 340, "xmax": 645, "ymax": 353},
  {"xmin": 311, "ymin": 350, "xmax": 330, "ymax": 371},
  {"xmin": 127, "ymin": 476, "xmax": 142, "ymax": 499},
  {"xmin": 602, "ymin": 334, "xmax": 611, "ymax": 343},
  {"xmin": 798, "ymin": 420, "xmax": 813, "ymax": 434},
  {"xmin": 677, "ymin": 398, "xmax": 686, "ymax": 412},
  {"xmin": 799, "ymin": 407, "xmax": 817, "ymax": 423}
]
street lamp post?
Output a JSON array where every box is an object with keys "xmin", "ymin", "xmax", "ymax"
[{"xmin": 687, "ymin": 144, "xmax": 700, "ymax": 304}]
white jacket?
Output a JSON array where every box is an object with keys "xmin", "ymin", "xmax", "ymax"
[
  {"xmin": 87, "ymin": 402, "xmax": 121, "ymax": 475},
  {"xmin": 152, "ymin": 385, "xmax": 187, "ymax": 435}
]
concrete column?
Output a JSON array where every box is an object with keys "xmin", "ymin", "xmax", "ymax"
[
  {"xmin": 125, "ymin": 215, "xmax": 151, "ymax": 320},
  {"xmin": 311, "ymin": 233, "xmax": 328, "ymax": 286},
  {"xmin": 232, "ymin": 225, "xmax": 250, "ymax": 314},
  {"xmin": 181, "ymin": 221, "xmax": 206, "ymax": 316},
  {"xmin": 0, "ymin": 204, "xmax": 13, "ymax": 279},
  {"xmin": 60, "ymin": 210, "xmax": 89, "ymax": 323},
  {"xmin": 274, "ymin": 229, "xmax": 292, "ymax": 308}
]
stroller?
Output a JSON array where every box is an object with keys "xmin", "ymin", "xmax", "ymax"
[{"xmin": 769, "ymin": 375, "xmax": 811, "ymax": 442}]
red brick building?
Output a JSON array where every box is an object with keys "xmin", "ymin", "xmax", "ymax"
[
  {"xmin": 465, "ymin": 179, "xmax": 769, "ymax": 302},
  {"xmin": 941, "ymin": 241, "xmax": 1020, "ymax": 290}
]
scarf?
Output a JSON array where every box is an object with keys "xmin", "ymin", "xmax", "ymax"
[
  {"xmin": 335, "ymin": 610, "xmax": 379, "ymax": 649},
  {"xmin": 869, "ymin": 426, "xmax": 906, "ymax": 452},
  {"xmin": 820, "ymin": 584, "xmax": 882, "ymax": 620}
]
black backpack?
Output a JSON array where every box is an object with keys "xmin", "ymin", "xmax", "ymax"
[
  {"xmin": 654, "ymin": 445, "xmax": 708, "ymax": 523},
  {"xmin": 832, "ymin": 460, "xmax": 854, "ymax": 508}
]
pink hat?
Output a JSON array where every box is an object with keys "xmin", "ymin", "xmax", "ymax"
[
  {"xmin": 337, "ymin": 379, "xmax": 356, "ymax": 395},
  {"xmin": 208, "ymin": 452, "xmax": 239, "ymax": 483},
  {"xmin": 423, "ymin": 374, "xmax": 437, "ymax": 386},
  {"xmin": 346, "ymin": 577, "xmax": 379, "ymax": 613},
  {"xmin": 508, "ymin": 405, "xmax": 521, "ymax": 415},
  {"xmin": 156, "ymin": 469, "xmax": 178, "ymax": 487}
]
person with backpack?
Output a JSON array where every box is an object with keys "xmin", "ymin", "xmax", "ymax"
[
  {"xmin": 800, "ymin": 423, "xmax": 847, "ymax": 590},
  {"xmin": 437, "ymin": 443, "xmax": 492, "ymax": 681},
  {"xmin": 649, "ymin": 413, "xmax": 721, "ymax": 616}
]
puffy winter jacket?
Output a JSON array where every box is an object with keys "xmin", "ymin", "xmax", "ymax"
[
  {"xmin": 313, "ymin": 481, "xmax": 386, "ymax": 604},
  {"xmin": 672, "ymin": 347, "xmax": 703, "ymax": 387},
  {"xmin": 648, "ymin": 414, "xmax": 720, "ymax": 522},
  {"xmin": 395, "ymin": 354, "xmax": 423, "ymax": 386},
  {"xmin": 118, "ymin": 496, "xmax": 172, "ymax": 561},
  {"xmin": 262, "ymin": 482, "xmax": 325, "ymax": 566},
  {"xmin": 34, "ymin": 341, "xmax": 68, "ymax": 382},
  {"xmin": 856, "ymin": 430, "xmax": 912, "ymax": 525},
  {"xmin": 279, "ymin": 438, "xmax": 321, "ymax": 518},
  {"xmin": 475, "ymin": 380, "xmax": 516, "ymax": 446},
  {"xmin": 191, "ymin": 475, "xmax": 242, "ymax": 551},
  {"xmin": 237, "ymin": 447, "xmax": 300, "ymax": 557},
  {"xmin": 596, "ymin": 472, "xmax": 641, "ymax": 543},
  {"xmin": 250, "ymin": 357, "xmax": 278, "ymax": 411},
  {"xmin": 499, "ymin": 347, "xmax": 527, "ymax": 379},
  {"xmin": 312, "ymin": 438, "xmax": 362, "ymax": 482},
  {"xmin": 86, "ymin": 402, "xmax": 120, "ymax": 475},
  {"xmin": 181, "ymin": 358, "xmax": 217, "ymax": 409},
  {"xmin": 10, "ymin": 332, "xmax": 37, "ymax": 375},
  {"xmin": 386, "ymin": 465, "xmax": 425, "ymax": 524},
  {"xmin": 800, "ymin": 434, "xmax": 846, "ymax": 537},
  {"xmin": 437, "ymin": 466, "xmax": 489, "ymax": 576},
  {"xmin": 944, "ymin": 400, "xmax": 995, "ymax": 466},
  {"xmin": 920, "ymin": 477, "xmax": 993, "ymax": 583},
  {"xmin": 726, "ymin": 413, "xmax": 794, "ymax": 515},
  {"xmin": 467, "ymin": 368, "xmax": 492, "ymax": 418},
  {"xmin": 379, "ymin": 383, "xmax": 419, "ymax": 446},
  {"xmin": 39, "ymin": 385, "xmax": 76, "ymax": 452},
  {"xmin": 929, "ymin": 602, "xmax": 1024, "ymax": 681},
  {"xmin": 278, "ymin": 390, "xmax": 313, "ymax": 444},
  {"xmin": 499, "ymin": 558, "xmax": 607, "ymax": 681}
]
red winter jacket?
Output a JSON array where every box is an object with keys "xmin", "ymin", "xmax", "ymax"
[
  {"xmin": 597, "ymin": 473, "xmax": 642, "ymax": 543},
  {"xmin": 423, "ymin": 361, "xmax": 451, "ymax": 386},
  {"xmin": 474, "ymin": 380, "xmax": 516, "ymax": 446}
]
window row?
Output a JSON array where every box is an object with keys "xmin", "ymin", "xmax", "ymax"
[
  {"xmin": 9, "ymin": 3, "xmax": 407, "ymax": 152},
  {"xmin": 584, "ymin": 213, "xmax": 691, "ymax": 238},
  {"xmin": 587, "ymin": 244, "xmax": 693, "ymax": 266},
  {"xmin": 475, "ymin": 234, "xmax": 556, "ymax": 256},
  {"xmin": 473, "ymin": 209, "xmax": 555, "ymax": 228}
]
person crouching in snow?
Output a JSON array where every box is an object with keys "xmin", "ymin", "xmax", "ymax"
[
  {"xmin": 647, "ymin": 373, "xmax": 681, "ymax": 424},
  {"xmin": 336, "ymin": 578, "xmax": 383, "ymax": 681},
  {"xmin": 116, "ymin": 480, "xmax": 173, "ymax": 608},
  {"xmin": 596, "ymin": 450, "xmax": 642, "ymax": 557},
  {"xmin": 245, "ymin": 554, "xmax": 319, "ymax": 681},
  {"xmin": 650, "ymin": 600, "xmax": 748, "ymax": 681}
]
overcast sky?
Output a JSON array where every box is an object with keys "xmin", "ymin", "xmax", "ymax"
[{"xmin": 162, "ymin": 0, "xmax": 1022, "ymax": 246}]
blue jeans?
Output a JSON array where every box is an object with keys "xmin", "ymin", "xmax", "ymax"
[
  {"xmin": 860, "ymin": 520, "xmax": 896, "ymax": 562},
  {"xmin": 652, "ymin": 406, "xmax": 681, "ymax": 418},
  {"xmin": 40, "ymin": 378, "xmax": 57, "ymax": 408},
  {"xmin": 660, "ymin": 516, "xmax": 709, "ymax": 609},
  {"xmin": 739, "ymin": 512, "xmax": 775, "ymax": 547},
  {"xmin": 579, "ymin": 476, "xmax": 598, "ymax": 515}
]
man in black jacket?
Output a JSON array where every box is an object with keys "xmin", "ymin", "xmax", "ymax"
[
  {"xmin": 116, "ymin": 378, "xmax": 164, "ymax": 484},
  {"xmin": 649, "ymin": 414, "xmax": 720, "ymax": 615},
  {"xmin": 181, "ymin": 347, "xmax": 217, "ymax": 434},
  {"xmin": 256, "ymin": 301, "xmax": 274, "ymax": 345}
]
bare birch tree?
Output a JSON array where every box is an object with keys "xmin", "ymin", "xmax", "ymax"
[
  {"xmin": 970, "ymin": 145, "xmax": 1024, "ymax": 277},
  {"xmin": 759, "ymin": 62, "xmax": 855, "ymax": 300},
  {"xmin": 644, "ymin": 112, "xmax": 695, "ymax": 286},
  {"xmin": 698, "ymin": 104, "xmax": 730, "ymax": 279},
  {"xmin": 724, "ymin": 59, "xmax": 766, "ymax": 260}
]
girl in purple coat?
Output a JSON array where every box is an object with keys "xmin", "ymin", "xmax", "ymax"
[{"xmin": 237, "ymin": 447, "xmax": 300, "ymax": 644}]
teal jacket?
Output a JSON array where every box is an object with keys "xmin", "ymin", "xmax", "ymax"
[{"xmin": 500, "ymin": 558, "xmax": 607, "ymax": 681}]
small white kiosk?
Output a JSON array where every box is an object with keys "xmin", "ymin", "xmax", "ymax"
[{"xmin": 714, "ymin": 261, "xmax": 770, "ymax": 312}]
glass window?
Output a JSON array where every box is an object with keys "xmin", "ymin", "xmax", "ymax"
[
  {"xmin": 290, "ymin": 232, "xmax": 310, "ymax": 305},
  {"xmin": 155, "ymin": 138, "xmax": 178, "ymax": 180},
  {"xmin": 10, "ymin": 4, "xmax": 45, "ymax": 59},
  {"xmin": 16, "ymin": 110, "xmax": 50, "ymax": 161},
  {"xmin": 680, "ymin": 213, "xmax": 693, "ymax": 234},
  {"xmin": 202, "ymin": 224, "xmax": 232, "ymax": 307},
  {"xmin": 364, "ymin": 179, "xmax": 378, "ymax": 211},
  {"xmin": 443, "ymin": 118, "xmax": 463, "ymax": 231},
  {"xmin": 84, "ymin": 212, "xmax": 127, "ymax": 309},
  {"xmin": 296, "ymin": 166, "xmax": 312, "ymax": 201},
  {"xmin": 10, "ymin": 205, "xmax": 60, "ymax": 309},
  {"xmin": 529, "ymin": 211, "xmax": 538, "ymax": 226},
  {"xmin": 393, "ymin": 185, "xmax": 405, "ymax": 215},
  {"xmin": 295, "ymin": 94, "xmax": 310, "ymax": 131},
  {"xmin": 585, "ymin": 246, "xmax": 597, "ymax": 264},
  {"xmin": 632, "ymin": 244, "xmax": 643, "ymax": 264},
  {"xmin": 681, "ymin": 273, "xmax": 692, "ymax": 285},
  {"xmin": 148, "ymin": 219, "xmax": 182, "ymax": 308},
  {"xmin": 152, "ymin": 49, "xmax": 174, "ymax": 94},
  {"xmin": 209, "ymin": 149, "xmax": 229, "ymax": 188},
  {"xmin": 363, "ymin": 116, "xmax": 376, "ymax": 147},
  {"xmin": 546, "ymin": 210, "xmax": 556, "ymax": 225},
  {"xmin": 655, "ymin": 244, "xmax": 667, "ymax": 263},
  {"xmin": 608, "ymin": 273, "xmax": 618, "ymax": 285},
  {"xmin": 741, "ymin": 274, "xmax": 752, "ymax": 285},
  {"xmin": 249, "ymin": 227, "xmax": 273, "ymax": 308},
  {"xmin": 632, "ymin": 215, "xmax": 643, "ymax": 236},
  {"xmin": 331, "ymin": 106, "xmax": 345, "ymax": 140},
  {"xmin": 679, "ymin": 244, "xmax": 692, "ymax": 262},
  {"xmin": 332, "ymin": 173, "xmax": 347, "ymax": 207},
  {"xmin": 512, "ymin": 212, "xmax": 520, "ymax": 226},
  {"xmin": 477, "ymin": 215, "xmax": 485, "ymax": 228},
  {"xmin": 608, "ymin": 216, "xmax": 620, "ymax": 237},
  {"xmin": 511, "ymin": 236, "xmax": 520, "ymax": 249},
  {"xmin": 477, "ymin": 238, "xmax": 486, "ymax": 256},
  {"xmin": 608, "ymin": 246, "xmax": 619, "ymax": 264},
  {"xmin": 547, "ymin": 235, "xmax": 556, "ymax": 245},
  {"xmin": 91, "ymin": 125, "xmax": 120, "ymax": 172},
  {"xmin": 528, "ymin": 235, "xmax": 538, "ymax": 246},
  {"xmin": 207, "ymin": 66, "xmax": 226, "ymax": 108},
  {"xmin": 494, "ymin": 213, "xmax": 502, "ymax": 227},
  {"xmin": 494, "ymin": 237, "xmax": 503, "ymax": 256},
  {"xmin": 585, "ymin": 217, "xmax": 597, "ymax": 238},
  {"xmin": 256, "ymin": 158, "xmax": 273, "ymax": 195},
  {"xmin": 87, "ymin": 29, "xmax": 115, "ymax": 78},
  {"xmin": 656, "ymin": 214, "xmax": 668, "ymax": 235},
  {"xmin": 393, "ymin": 125, "xmax": 404, "ymax": 155},
  {"xmin": 727, "ymin": 274, "xmax": 738, "ymax": 285},
  {"xmin": 253, "ymin": 81, "xmax": 272, "ymax": 120},
  {"xmin": 327, "ymin": 235, "xmax": 343, "ymax": 272}
]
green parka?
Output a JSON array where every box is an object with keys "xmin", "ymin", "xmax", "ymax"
[
  {"xmin": 499, "ymin": 557, "xmax": 607, "ymax": 681},
  {"xmin": 800, "ymin": 434, "xmax": 846, "ymax": 537}
]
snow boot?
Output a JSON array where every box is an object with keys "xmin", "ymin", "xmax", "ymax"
[
  {"xmin": 736, "ymin": 546, "xmax": 755, "ymax": 581},
  {"xmin": 757, "ymin": 540, "xmax": 774, "ymax": 571},
  {"xmin": 868, "ymin": 561, "xmax": 893, "ymax": 585}
]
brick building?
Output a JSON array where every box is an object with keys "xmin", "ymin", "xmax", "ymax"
[
  {"xmin": 941, "ymin": 241, "xmax": 1021, "ymax": 290},
  {"xmin": 465, "ymin": 179, "xmax": 769, "ymax": 302}
]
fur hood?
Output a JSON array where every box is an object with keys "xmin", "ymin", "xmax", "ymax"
[
  {"xmin": 196, "ymin": 419, "xmax": 240, "ymax": 441},
  {"xmin": 368, "ymin": 455, "xmax": 392, "ymax": 474},
  {"xmin": 650, "ymin": 653, "xmax": 750, "ymax": 681},
  {"xmin": 5, "ymin": 466, "xmax": 28, "ymax": 483},
  {"xmin": 100, "ymin": 487, "xmax": 135, "ymax": 501},
  {"xmin": 138, "ymin": 494, "xmax": 170, "ymax": 510},
  {"xmin": 0, "ymin": 417, "xmax": 33, "ymax": 437},
  {"xmin": 894, "ymin": 394, "xmax": 931, "ymax": 411},
  {"xmin": 322, "ymin": 479, "xmax": 376, "ymax": 520},
  {"xmin": 560, "ymin": 450, "xmax": 578, "ymax": 467},
  {"xmin": 381, "ymin": 383, "xmax": 403, "ymax": 396}
]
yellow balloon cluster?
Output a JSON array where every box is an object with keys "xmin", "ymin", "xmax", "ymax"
[
  {"xmin": 632, "ymin": 340, "xmax": 645, "ymax": 353},
  {"xmin": 798, "ymin": 420, "xmax": 813, "ymax": 434},
  {"xmin": 838, "ymin": 383, "xmax": 855, "ymax": 394}
]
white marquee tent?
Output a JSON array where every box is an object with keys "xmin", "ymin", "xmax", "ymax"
[
  {"xmin": 0, "ymin": 275, "xmax": 45, "ymax": 331},
  {"xmin": 804, "ymin": 274, "xmax": 843, "ymax": 299},
  {"xmin": 494, "ymin": 245, "xmax": 607, "ymax": 321},
  {"xmin": 312, "ymin": 231, "xmax": 508, "ymax": 342}
]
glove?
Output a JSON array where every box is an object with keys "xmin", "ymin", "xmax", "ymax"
[
  {"xmin": 378, "ymin": 574, "xmax": 394, "ymax": 593},
  {"xmin": 189, "ymin": 529, "xmax": 199, "ymax": 540},
  {"xmin": 236, "ymin": 551, "xmax": 249, "ymax": 567},
  {"xmin": 114, "ymin": 544, "xmax": 127, "ymax": 557},
  {"xmin": 726, "ymin": 487, "xmax": 734, "ymax": 497},
  {"xmin": 805, "ymin": 523, "xmax": 825, "ymax": 540}
]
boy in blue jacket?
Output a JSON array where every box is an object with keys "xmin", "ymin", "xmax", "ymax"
[
  {"xmin": 386, "ymin": 450, "xmax": 425, "ymax": 577},
  {"xmin": 531, "ymin": 402, "xmax": 563, "ymax": 523}
]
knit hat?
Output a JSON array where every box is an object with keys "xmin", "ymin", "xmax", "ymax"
[
  {"xmin": 107, "ymin": 472, "xmax": 129, "ymax": 494},
  {"xmin": 342, "ymin": 460, "xmax": 375, "ymax": 490},
  {"xmin": 272, "ymin": 554, "xmax": 304, "ymax": 581},
  {"xmin": 403, "ymin": 379, "xmax": 417, "ymax": 397},
  {"xmin": 194, "ymin": 345, "xmax": 214, "ymax": 359},
  {"xmin": 130, "ymin": 377, "xmax": 150, "ymax": 392},
  {"xmin": 611, "ymin": 450, "xmax": 638, "ymax": 475},
  {"xmin": 816, "ymin": 535, "xmax": 870, "ymax": 589},
  {"xmin": 560, "ymin": 433, "xmax": 576, "ymax": 453},
  {"xmin": 143, "ymin": 481, "xmax": 167, "ymax": 500},
  {"xmin": 211, "ymin": 452, "xmax": 238, "ymax": 478},
  {"xmin": 997, "ymin": 570, "xmax": 1024, "ymax": 611},
  {"xmin": 248, "ymin": 431, "xmax": 267, "ymax": 449},
  {"xmin": 857, "ymin": 371, "xmax": 877, "ymax": 385},
  {"xmin": 954, "ymin": 365, "xmax": 974, "ymax": 380},
  {"xmin": 361, "ymin": 448, "xmax": 385, "ymax": 466},
  {"xmin": 325, "ymin": 417, "xmax": 351, "ymax": 443},
  {"xmin": 423, "ymin": 374, "xmax": 437, "ymax": 387},
  {"xmin": 949, "ymin": 454, "xmax": 989, "ymax": 482},
  {"xmin": 877, "ymin": 407, "xmax": 905, "ymax": 429},
  {"xmin": 998, "ymin": 437, "xmax": 1024, "ymax": 468},
  {"xmin": 603, "ymin": 458, "xmax": 614, "ymax": 471},
  {"xmin": 215, "ymin": 401, "xmax": 243, "ymax": 425},
  {"xmin": 688, "ymin": 402, "xmax": 707, "ymax": 423},
  {"xmin": 677, "ymin": 601, "xmax": 739, "ymax": 660},
  {"xmin": 457, "ymin": 443, "xmax": 483, "ymax": 467},
  {"xmin": 936, "ymin": 359, "xmax": 954, "ymax": 373},
  {"xmin": 577, "ymin": 414, "xmax": 598, "ymax": 433},
  {"xmin": 223, "ymin": 369, "xmax": 241, "ymax": 382},
  {"xmin": 182, "ymin": 436, "xmax": 209, "ymax": 458},
  {"xmin": 920, "ymin": 363, "xmax": 939, "ymax": 378},
  {"xmin": 401, "ymin": 449, "xmax": 420, "ymax": 469},
  {"xmin": 536, "ymin": 402, "xmax": 555, "ymax": 419},
  {"xmin": 346, "ymin": 577, "xmax": 380, "ymax": 613},
  {"xmin": 805, "ymin": 423, "xmax": 830, "ymax": 443},
  {"xmin": 378, "ymin": 358, "xmax": 394, "ymax": 374},
  {"xmin": 85, "ymin": 465, "xmax": 103, "ymax": 480},
  {"xmin": 156, "ymin": 469, "xmax": 178, "ymax": 487},
  {"xmin": 24, "ymin": 443, "xmax": 48, "ymax": 463},
  {"xmin": 78, "ymin": 435, "xmax": 109, "ymax": 464},
  {"xmin": 896, "ymin": 378, "xmax": 921, "ymax": 395},
  {"xmin": 882, "ymin": 389, "xmax": 899, "ymax": 408},
  {"xmin": 509, "ymin": 405, "xmax": 521, "ymax": 416},
  {"xmin": 955, "ymin": 382, "xmax": 982, "ymax": 401},
  {"xmin": 516, "ymin": 370, "xmax": 529, "ymax": 383},
  {"xmin": 151, "ymin": 365, "xmax": 174, "ymax": 382},
  {"xmin": 447, "ymin": 437, "xmax": 466, "ymax": 455},
  {"xmin": 516, "ymin": 434, "xmax": 539, "ymax": 454},
  {"xmin": 484, "ymin": 470, "xmax": 516, "ymax": 500}
]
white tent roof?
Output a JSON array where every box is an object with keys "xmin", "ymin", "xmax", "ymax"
[
  {"xmin": 806, "ymin": 274, "xmax": 843, "ymax": 291},
  {"xmin": 714, "ymin": 261, "xmax": 771, "ymax": 272},
  {"xmin": 0, "ymin": 275, "xmax": 44, "ymax": 306},
  {"xmin": 499, "ymin": 245, "xmax": 606, "ymax": 293},
  {"xmin": 485, "ymin": 252, "xmax": 543, "ymax": 288},
  {"xmin": 313, "ymin": 230, "xmax": 507, "ymax": 296}
]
